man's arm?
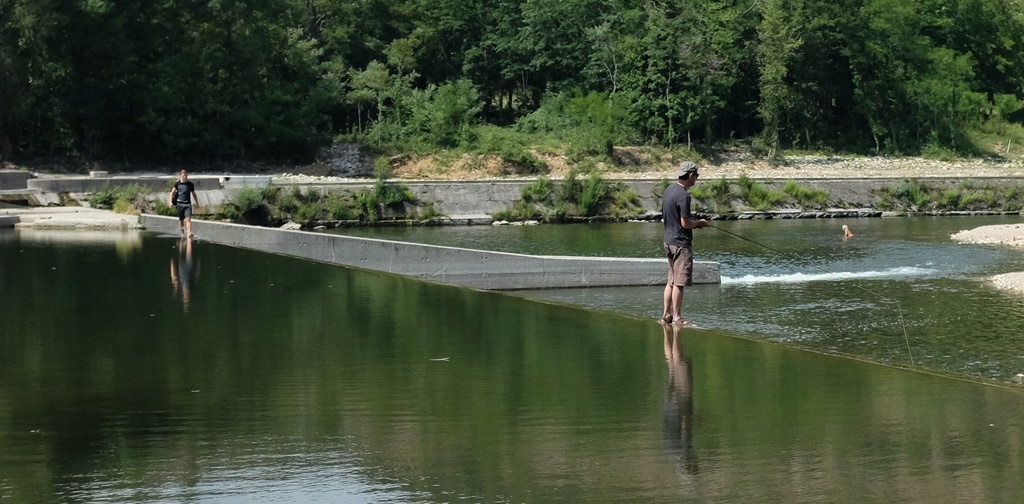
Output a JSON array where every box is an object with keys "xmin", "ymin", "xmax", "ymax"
[
  {"xmin": 681, "ymin": 216, "xmax": 709, "ymax": 229},
  {"xmin": 169, "ymin": 185, "xmax": 177, "ymax": 206}
]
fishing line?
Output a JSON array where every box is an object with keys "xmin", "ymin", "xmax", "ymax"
[{"xmin": 707, "ymin": 223, "xmax": 915, "ymax": 366}]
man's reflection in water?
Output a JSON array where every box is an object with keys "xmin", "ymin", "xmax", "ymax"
[
  {"xmin": 170, "ymin": 236, "xmax": 197, "ymax": 312},
  {"xmin": 664, "ymin": 323, "xmax": 697, "ymax": 474}
]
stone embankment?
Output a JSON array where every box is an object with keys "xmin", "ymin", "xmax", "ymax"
[
  {"xmin": 6, "ymin": 155, "xmax": 1024, "ymax": 291},
  {"xmin": 5, "ymin": 154, "xmax": 1024, "ymax": 221},
  {"xmin": 6, "ymin": 153, "xmax": 1024, "ymax": 223}
]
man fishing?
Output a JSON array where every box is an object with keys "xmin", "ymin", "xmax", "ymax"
[{"xmin": 661, "ymin": 162, "xmax": 709, "ymax": 326}]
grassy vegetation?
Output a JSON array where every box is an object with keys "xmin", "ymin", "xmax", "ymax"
[
  {"xmin": 967, "ymin": 118, "xmax": 1024, "ymax": 160},
  {"xmin": 688, "ymin": 176, "xmax": 831, "ymax": 213},
  {"xmin": 222, "ymin": 177, "xmax": 430, "ymax": 227},
  {"xmin": 737, "ymin": 175, "xmax": 788, "ymax": 211},
  {"xmin": 90, "ymin": 184, "xmax": 146, "ymax": 214},
  {"xmin": 689, "ymin": 177, "xmax": 734, "ymax": 213},
  {"xmin": 876, "ymin": 178, "xmax": 1024, "ymax": 212},
  {"xmin": 782, "ymin": 181, "xmax": 829, "ymax": 209},
  {"xmin": 492, "ymin": 170, "xmax": 645, "ymax": 222}
]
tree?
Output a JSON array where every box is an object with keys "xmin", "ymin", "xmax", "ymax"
[{"xmin": 756, "ymin": 0, "xmax": 803, "ymax": 162}]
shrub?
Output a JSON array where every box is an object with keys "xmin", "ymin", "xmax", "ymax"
[
  {"xmin": 495, "ymin": 171, "xmax": 643, "ymax": 221},
  {"xmin": 373, "ymin": 180, "xmax": 416, "ymax": 207},
  {"xmin": 890, "ymin": 179, "xmax": 931, "ymax": 209},
  {"xmin": 417, "ymin": 202, "xmax": 444, "ymax": 220},
  {"xmin": 259, "ymin": 185, "xmax": 280, "ymax": 203},
  {"xmin": 579, "ymin": 173, "xmax": 607, "ymax": 216},
  {"xmin": 934, "ymin": 188, "xmax": 961, "ymax": 210},
  {"xmin": 478, "ymin": 126, "xmax": 548, "ymax": 175},
  {"xmin": 607, "ymin": 182, "xmax": 645, "ymax": 219},
  {"xmin": 492, "ymin": 200, "xmax": 542, "ymax": 221},
  {"xmin": 737, "ymin": 175, "xmax": 786, "ymax": 210},
  {"xmin": 559, "ymin": 170, "xmax": 583, "ymax": 205},
  {"xmin": 112, "ymin": 199, "xmax": 135, "ymax": 215},
  {"xmin": 153, "ymin": 201, "xmax": 177, "ymax": 217},
  {"xmin": 1003, "ymin": 185, "xmax": 1024, "ymax": 210},
  {"xmin": 354, "ymin": 190, "xmax": 378, "ymax": 222},
  {"xmin": 232, "ymin": 185, "xmax": 273, "ymax": 225},
  {"xmin": 690, "ymin": 177, "xmax": 733, "ymax": 212},
  {"xmin": 90, "ymin": 184, "xmax": 145, "ymax": 213},
  {"xmin": 326, "ymin": 193, "xmax": 356, "ymax": 220},
  {"xmin": 234, "ymin": 186, "xmax": 267, "ymax": 214},
  {"xmin": 783, "ymin": 181, "xmax": 828, "ymax": 208},
  {"xmin": 500, "ymin": 146, "xmax": 547, "ymax": 174},
  {"xmin": 959, "ymin": 190, "xmax": 994, "ymax": 210},
  {"xmin": 522, "ymin": 177, "xmax": 553, "ymax": 204},
  {"xmin": 920, "ymin": 142, "xmax": 958, "ymax": 161},
  {"xmin": 277, "ymin": 187, "xmax": 302, "ymax": 214},
  {"xmin": 405, "ymin": 79, "xmax": 483, "ymax": 148},
  {"xmin": 90, "ymin": 189, "xmax": 117, "ymax": 209},
  {"xmin": 295, "ymin": 201, "xmax": 323, "ymax": 221},
  {"xmin": 373, "ymin": 157, "xmax": 393, "ymax": 179}
]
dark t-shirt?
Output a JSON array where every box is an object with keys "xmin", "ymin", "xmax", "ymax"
[
  {"xmin": 663, "ymin": 183, "xmax": 693, "ymax": 248},
  {"xmin": 174, "ymin": 180, "xmax": 195, "ymax": 205}
]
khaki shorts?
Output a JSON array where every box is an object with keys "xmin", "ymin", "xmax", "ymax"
[{"xmin": 664, "ymin": 244, "xmax": 693, "ymax": 287}]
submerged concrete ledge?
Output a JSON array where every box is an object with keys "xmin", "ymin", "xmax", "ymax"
[
  {"xmin": 0, "ymin": 207, "xmax": 141, "ymax": 230},
  {"xmin": 140, "ymin": 215, "xmax": 720, "ymax": 290}
]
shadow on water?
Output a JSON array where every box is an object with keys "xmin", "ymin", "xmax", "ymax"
[{"xmin": 1, "ymin": 229, "xmax": 1023, "ymax": 502}]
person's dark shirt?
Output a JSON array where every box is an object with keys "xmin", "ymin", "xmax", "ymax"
[
  {"xmin": 663, "ymin": 182, "xmax": 693, "ymax": 248},
  {"xmin": 174, "ymin": 180, "xmax": 195, "ymax": 205}
]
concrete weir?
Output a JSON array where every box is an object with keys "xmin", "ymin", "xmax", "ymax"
[{"xmin": 139, "ymin": 215, "xmax": 721, "ymax": 290}]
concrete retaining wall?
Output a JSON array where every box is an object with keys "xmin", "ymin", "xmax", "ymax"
[
  {"xmin": 0, "ymin": 170, "xmax": 31, "ymax": 190},
  {"xmin": 27, "ymin": 175, "xmax": 221, "ymax": 193},
  {"xmin": 17, "ymin": 174, "xmax": 1024, "ymax": 220},
  {"xmin": 265, "ymin": 177, "xmax": 1024, "ymax": 219},
  {"xmin": 140, "ymin": 214, "xmax": 719, "ymax": 289}
]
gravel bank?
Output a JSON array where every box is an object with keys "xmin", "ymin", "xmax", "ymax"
[
  {"xmin": 273, "ymin": 154, "xmax": 1024, "ymax": 183},
  {"xmin": 950, "ymin": 224, "xmax": 1024, "ymax": 293}
]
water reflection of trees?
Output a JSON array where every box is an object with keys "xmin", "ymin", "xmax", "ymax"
[{"xmin": 2, "ymin": 242, "xmax": 1024, "ymax": 501}]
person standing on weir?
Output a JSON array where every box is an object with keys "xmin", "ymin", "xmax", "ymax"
[
  {"xmin": 660, "ymin": 162, "xmax": 709, "ymax": 326},
  {"xmin": 170, "ymin": 169, "xmax": 197, "ymax": 238}
]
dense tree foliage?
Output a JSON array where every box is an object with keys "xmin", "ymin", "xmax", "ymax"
[{"xmin": 1, "ymin": 0, "xmax": 1022, "ymax": 164}]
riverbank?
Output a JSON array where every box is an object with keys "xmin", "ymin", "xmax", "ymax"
[
  {"xmin": 950, "ymin": 223, "xmax": 1024, "ymax": 293},
  {"xmin": 8, "ymin": 155, "xmax": 1024, "ymax": 293},
  {"xmin": 383, "ymin": 150, "xmax": 1024, "ymax": 181},
  {"xmin": 8, "ymin": 149, "xmax": 1024, "ymax": 183}
]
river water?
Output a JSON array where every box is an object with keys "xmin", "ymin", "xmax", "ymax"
[
  {"xmin": 337, "ymin": 215, "xmax": 1024, "ymax": 382},
  {"xmin": 2, "ymin": 221, "xmax": 1023, "ymax": 503}
]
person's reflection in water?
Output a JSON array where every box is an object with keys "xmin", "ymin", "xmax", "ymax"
[
  {"xmin": 170, "ymin": 236, "xmax": 197, "ymax": 312},
  {"xmin": 663, "ymin": 323, "xmax": 697, "ymax": 475}
]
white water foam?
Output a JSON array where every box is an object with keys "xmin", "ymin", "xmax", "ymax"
[{"xmin": 722, "ymin": 266, "xmax": 937, "ymax": 285}]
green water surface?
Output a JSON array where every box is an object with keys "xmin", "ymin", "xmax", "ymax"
[{"xmin": 1, "ymin": 229, "xmax": 1022, "ymax": 503}]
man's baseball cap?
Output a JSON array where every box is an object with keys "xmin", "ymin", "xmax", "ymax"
[{"xmin": 675, "ymin": 161, "xmax": 699, "ymax": 178}]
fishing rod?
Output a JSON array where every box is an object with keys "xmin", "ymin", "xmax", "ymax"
[{"xmin": 706, "ymin": 223, "xmax": 915, "ymax": 367}]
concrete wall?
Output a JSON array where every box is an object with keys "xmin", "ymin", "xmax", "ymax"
[
  {"xmin": 272, "ymin": 177, "xmax": 1024, "ymax": 219},
  {"xmin": 0, "ymin": 170, "xmax": 31, "ymax": 190},
  {"xmin": 19, "ymin": 173, "xmax": 1024, "ymax": 220},
  {"xmin": 27, "ymin": 175, "xmax": 221, "ymax": 193},
  {"xmin": 140, "ymin": 214, "xmax": 720, "ymax": 289}
]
